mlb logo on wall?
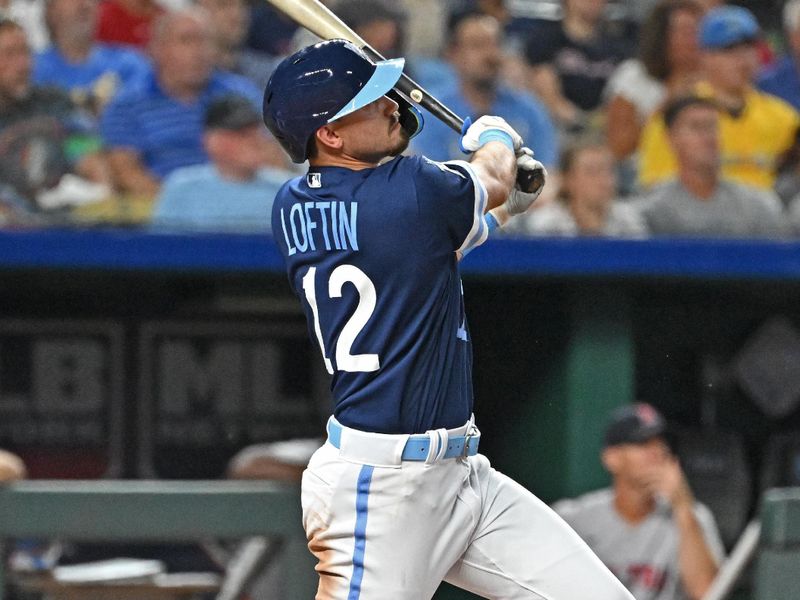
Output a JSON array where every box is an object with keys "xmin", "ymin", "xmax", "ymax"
[{"xmin": 307, "ymin": 172, "xmax": 322, "ymax": 188}]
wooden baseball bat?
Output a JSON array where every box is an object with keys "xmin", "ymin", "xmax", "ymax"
[{"xmin": 263, "ymin": 0, "xmax": 543, "ymax": 193}]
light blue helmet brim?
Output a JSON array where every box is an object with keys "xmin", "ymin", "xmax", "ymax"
[{"xmin": 328, "ymin": 57, "xmax": 405, "ymax": 122}]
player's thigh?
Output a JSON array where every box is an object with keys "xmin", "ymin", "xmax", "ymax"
[
  {"xmin": 445, "ymin": 459, "xmax": 633, "ymax": 600},
  {"xmin": 303, "ymin": 448, "xmax": 476, "ymax": 599}
]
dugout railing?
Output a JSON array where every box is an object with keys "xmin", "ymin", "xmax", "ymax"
[
  {"xmin": 0, "ymin": 480, "xmax": 317, "ymax": 599},
  {"xmin": 752, "ymin": 487, "xmax": 800, "ymax": 600}
]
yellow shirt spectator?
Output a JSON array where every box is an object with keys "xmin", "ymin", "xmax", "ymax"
[{"xmin": 638, "ymin": 83, "xmax": 800, "ymax": 190}]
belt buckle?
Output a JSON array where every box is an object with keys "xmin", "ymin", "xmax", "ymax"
[{"xmin": 461, "ymin": 431, "xmax": 473, "ymax": 458}]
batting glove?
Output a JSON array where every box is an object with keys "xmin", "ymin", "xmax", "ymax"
[
  {"xmin": 459, "ymin": 115, "xmax": 523, "ymax": 154},
  {"xmin": 506, "ymin": 147, "xmax": 547, "ymax": 215}
]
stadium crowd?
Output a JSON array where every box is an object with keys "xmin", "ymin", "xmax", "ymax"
[{"xmin": 0, "ymin": 0, "xmax": 797, "ymax": 239}]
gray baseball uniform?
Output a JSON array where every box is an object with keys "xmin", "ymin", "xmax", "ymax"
[{"xmin": 552, "ymin": 488, "xmax": 725, "ymax": 600}]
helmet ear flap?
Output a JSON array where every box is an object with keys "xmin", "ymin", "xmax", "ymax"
[{"xmin": 386, "ymin": 89, "xmax": 424, "ymax": 140}]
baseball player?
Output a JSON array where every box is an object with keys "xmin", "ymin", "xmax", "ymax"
[
  {"xmin": 263, "ymin": 39, "xmax": 633, "ymax": 600},
  {"xmin": 553, "ymin": 404, "xmax": 724, "ymax": 600}
]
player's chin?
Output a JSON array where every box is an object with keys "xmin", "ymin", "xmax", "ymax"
[{"xmin": 388, "ymin": 130, "xmax": 410, "ymax": 157}]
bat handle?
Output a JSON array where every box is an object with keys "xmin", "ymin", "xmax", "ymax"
[{"xmin": 516, "ymin": 169, "xmax": 544, "ymax": 194}]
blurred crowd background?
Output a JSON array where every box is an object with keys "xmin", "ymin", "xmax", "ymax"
[{"xmin": 0, "ymin": 0, "xmax": 799, "ymax": 240}]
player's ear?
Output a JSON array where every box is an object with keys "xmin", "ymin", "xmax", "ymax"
[
  {"xmin": 601, "ymin": 447, "xmax": 621, "ymax": 474},
  {"xmin": 315, "ymin": 125, "xmax": 343, "ymax": 153}
]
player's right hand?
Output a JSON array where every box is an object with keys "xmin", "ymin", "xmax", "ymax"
[
  {"xmin": 508, "ymin": 147, "xmax": 547, "ymax": 213},
  {"xmin": 459, "ymin": 116, "xmax": 523, "ymax": 154}
]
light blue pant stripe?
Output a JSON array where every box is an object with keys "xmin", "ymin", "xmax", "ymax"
[{"xmin": 348, "ymin": 465, "xmax": 374, "ymax": 600}]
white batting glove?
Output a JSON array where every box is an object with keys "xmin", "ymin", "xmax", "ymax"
[
  {"xmin": 459, "ymin": 116, "xmax": 523, "ymax": 154},
  {"xmin": 506, "ymin": 147, "xmax": 547, "ymax": 215}
]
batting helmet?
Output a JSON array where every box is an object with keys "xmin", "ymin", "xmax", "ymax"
[{"xmin": 262, "ymin": 39, "xmax": 423, "ymax": 163}]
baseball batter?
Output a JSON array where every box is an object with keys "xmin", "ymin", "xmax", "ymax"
[{"xmin": 264, "ymin": 39, "xmax": 634, "ymax": 600}]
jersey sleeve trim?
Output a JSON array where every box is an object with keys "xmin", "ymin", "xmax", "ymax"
[{"xmin": 443, "ymin": 159, "xmax": 489, "ymax": 255}]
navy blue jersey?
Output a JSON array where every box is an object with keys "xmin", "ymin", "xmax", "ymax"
[{"xmin": 272, "ymin": 155, "xmax": 488, "ymax": 434}]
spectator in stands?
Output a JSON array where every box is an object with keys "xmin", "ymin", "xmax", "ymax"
[
  {"xmin": 758, "ymin": 0, "xmax": 800, "ymax": 112},
  {"xmin": 0, "ymin": 18, "xmax": 109, "ymax": 215},
  {"xmin": 336, "ymin": 0, "xmax": 406, "ymax": 59},
  {"xmin": 100, "ymin": 7, "xmax": 260, "ymax": 198},
  {"xmin": 245, "ymin": 3, "xmax": 298, "ymax": 57},
  {"xmin": 508, "ymin": 137, "xmax": 647, "ymax": 237},
  {"xmin": 0, "ymin": 0, "xmax": 47, "ymax": 51},
  {"xmin": 523, "ymin": 0, "xmax": 636, "ymax": 134},
  {"xmin": 34, "ymin": 0, "xmax": 150, "ymax": 116},
  {"xmin": 197, "ymin": 0, "xmax": 279, "ymax": 91},
  {"xmin": 635, "ymin": 95, "xmax": 786, "ymax": 238},
  {"xmin": 0, "ymin": 448, "xmax": 25, "ymax": 481},
  {"xmin": 411, "ymin": 10, "xmax": 558, "ymax": 170},
  {"xmin": 605, "ymin": 0, "xmax": 704, "ymax": 163},
  {"xmin": 151, "ymin": 95, "xmax": 291, "ymax": 233},
  {"xmin": 553, "ymin": 403, "xmax": 724, "ymax": 600},
  {"xmin": 637, "ymin": 6, "xmax": 800, "ymax": 192},
  {"xmin": 96, "ymin": 0, "xmax": 163, "ymax": 49},
  {"xmin": 398, "ymin": 0, "xmax": 446, "ymax": 59}
]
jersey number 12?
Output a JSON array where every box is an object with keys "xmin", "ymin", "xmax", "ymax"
[{"xmin": 301, "ymin": 265, "xmax": 380, "ymax": 375}]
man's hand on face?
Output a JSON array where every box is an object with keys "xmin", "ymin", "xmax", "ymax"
[{"xmin": 639, "ymin": 456, "xmax": 693, "ymax": 510}]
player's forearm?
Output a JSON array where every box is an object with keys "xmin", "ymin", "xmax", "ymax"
[
  {"xmin": 674, "ymin": 505, "xmax": 719, "ymax": 599},
  {"xmin": 469, "ymin": 142, "xmax": 516, "ymax": 211}
]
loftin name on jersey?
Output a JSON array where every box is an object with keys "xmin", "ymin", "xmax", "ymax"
[{"xmin": 279, "ymin": 196, "xmax": 359, "ymax": 255}]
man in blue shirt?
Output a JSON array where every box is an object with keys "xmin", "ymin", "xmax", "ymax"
[
  {"xmin": 757, "ymin": 0, "xmax": 800, "ymax": 111},
  {"xmin": 264, "ymin": 39, "xmax": 632, "ymax": 600},
  {"xmin": 152, "ymin": 95, "xmax": 292, "ymax": 233},
  {"xmin": 412, "ymin": 10, "xmax": 558, "ymax": 169},
  {"xmin": 100, "ymin": 7, "xmax": 260, "ymax": 198},
  {"xmin": 197, "ymin": 0, "xmax": 281, "ymax": 91},
  {"xmin": 34, "ymin": 0, "xmax": 150, "ymax": 115}
]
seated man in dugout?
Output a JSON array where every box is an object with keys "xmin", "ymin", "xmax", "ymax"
[{"xmin": 553, "ymin": 403, "xmax": 724, "ymax": 600}]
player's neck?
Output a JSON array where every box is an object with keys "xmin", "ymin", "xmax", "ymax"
[
  {"xmin": 310, "ymin": 150, "xmax": 381, "ymax": 170},
  {"xmin": 613, "ymin": 482, "xmax": 656, "ymax": 524}
]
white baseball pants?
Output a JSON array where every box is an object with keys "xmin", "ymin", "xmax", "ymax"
[{"xmin": 301, "ymin": 418, "xmax": 634, "ymax": 600}]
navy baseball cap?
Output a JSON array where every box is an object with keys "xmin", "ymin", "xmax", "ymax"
[
  {"xmin": 205, "ymin": 95, "xmax": 262, "ymax": 131},
  {"xmin": 603, "ymin": 403, "xmax": 666, "ymax": 447},
  {"xmin": 699, "ymin": 6, "xmax": 759, "ymax": 50}
]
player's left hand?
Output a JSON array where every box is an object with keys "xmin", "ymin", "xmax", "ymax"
[{"xmin": 506, "ymin": 148, "xmax": 547, "ymax": 215}]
